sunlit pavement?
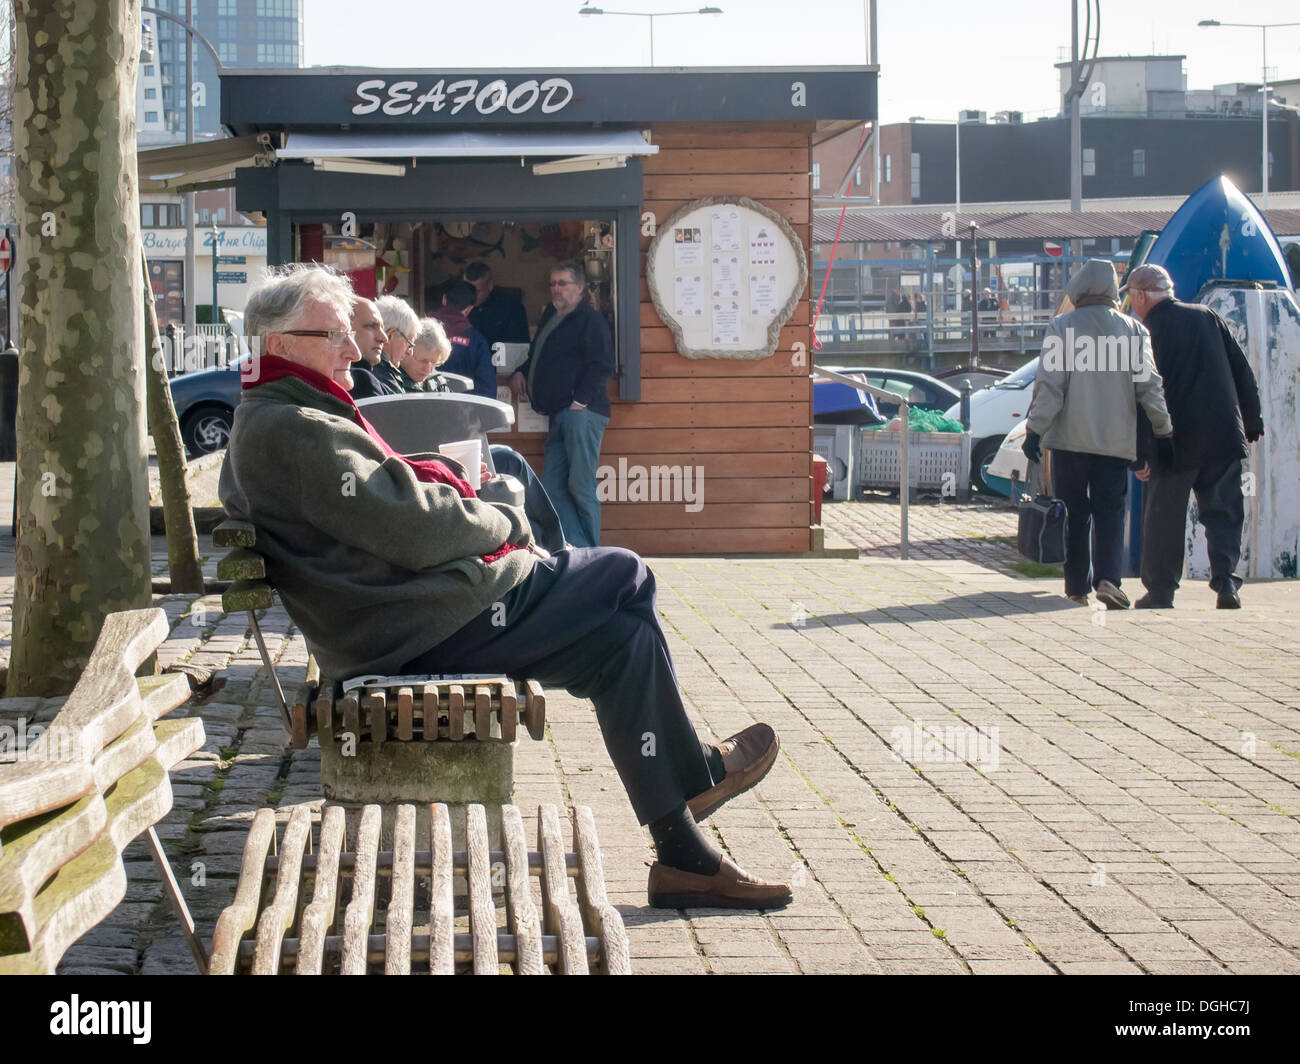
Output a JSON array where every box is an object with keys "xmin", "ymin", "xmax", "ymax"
[{"xmin": 2, "ymin": 486, "xmax": 1298, "ymax": 974}]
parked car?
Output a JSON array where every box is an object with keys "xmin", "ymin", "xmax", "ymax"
[
  {"xmin": 932, "ymin": 363, "xmax": 1011, "ymax": 393},
  {"xmin": 169, "ymin": 358, "xmax": 243, "ymax": 457},
  {"xmin": 942, "ymin": 355, "xmax": 1038, "ymax": 492},
  {"xmin": 844, "ymin": 368, "xmax": 962, "ymax": 419}
]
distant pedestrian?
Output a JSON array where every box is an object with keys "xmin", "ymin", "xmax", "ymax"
[
  {"xmin": 1023, "ymin": 259, "xmax": 1173, "ymax": 609},
  {"xmin": 1126, "ymin": 263, "xmax": 1264, "ymax": 609}
]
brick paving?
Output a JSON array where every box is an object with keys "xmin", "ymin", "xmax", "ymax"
[{"xmin": 3, "ymin": 492, "xmax": 1299, "ymax": 975}]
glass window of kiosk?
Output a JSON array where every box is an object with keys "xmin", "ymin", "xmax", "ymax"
[{"xmin": 294, "ymin": 216, "xmax": 620, "ymax": 376}]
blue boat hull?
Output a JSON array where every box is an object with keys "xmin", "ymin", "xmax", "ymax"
[{"xmin": 1144, "ymin": 176, "xmax": 1292, "ymax": 301}]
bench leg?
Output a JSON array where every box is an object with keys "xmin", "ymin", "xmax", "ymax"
[
  {"xmin": 146, "ymin": 827, "xmax": 210, "ymax": 975},
  {"xmin": 248, "ymin": 609, "xmax": 293, "ymax": 733}
]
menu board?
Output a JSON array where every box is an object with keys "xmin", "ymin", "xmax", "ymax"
[{"xmin": 646, "ymin": 196, "xmax": 808, "ymax": 360}]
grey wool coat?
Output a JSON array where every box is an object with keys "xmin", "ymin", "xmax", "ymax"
[{"xmin": 218, "ymin": 375, "xmax": 537, "ymax": 678}]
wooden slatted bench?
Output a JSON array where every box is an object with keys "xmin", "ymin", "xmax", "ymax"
[
  {"xmin": 0, "ymin": 609, "xmax": 206, "ymax": 974},
  {"xmin": 209, "ymin": 801, "xmax": 629, "ymax": 975},
  {"xmin": 0, "ymin": 608, "xmax": 629, "ymax": 975}
]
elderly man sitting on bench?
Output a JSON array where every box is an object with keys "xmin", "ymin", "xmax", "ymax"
[{"xmin": 219, "ymin": 264, "xmax": 791, "ymax": 911}]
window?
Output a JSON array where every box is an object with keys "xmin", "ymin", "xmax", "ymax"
[
  {"xmin": 1132, "ymin": 149, "xmax": 1145, "ymax": 178},
  {"xmin": 218, "ymin": 0, "xmax": 239, "ymax": 13},
  {"xmin": 256, "ymin": 0, "xmax": 295, "ymax": 15},
  {"xmin": 219, "ymin": 41, "xmax": 238, "ymax": 63},
  {"xmin": 143, "ymin": 65, "xmax": 154, "ymax": 77},
  {"xmin": 198, "ymin": 207, "xmax": 212, "ymax": 223},
  {"xmin": 215, "ymin": 207, "xmax": 228, "ymax": 223},
  {"xmin": 910, "ymin": 152, "xmax": 921, "ymax": 200},
  {"xmin": 884, "ymin": 154, "xmax": 892, "ymax": 183},
  {"xmin": 256, "ymin": 42, "xmax": 296, "ymax": 63},
  {"xmin": 144, "ymin": 88, "xmax": 157, "ymax": 100},
  {"xmin": 812, "ymin": 162, "xmax": 820, "ymax": 191},
  {"xmin": 1083, "ymin": 148, "xmax": 1095, "ymax": 177},
  {"xmin": 145, "ymin": 111, "xmax": 158, "ymax": 123},
  {"xmin": 855, "ymin": 166, "xmax": 862, "ymax": 186}
]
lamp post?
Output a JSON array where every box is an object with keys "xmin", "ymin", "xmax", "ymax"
[
  {"xmin": 141, "ymin": 5, "xmax": 222, "ymax": 342},
  {"xmin": 1198, "ymin": 19, "xmax": 1300, "ymax": 208},
  {"xmin": 211, "ymin": 222, "xmax": 220, "ymax": 335},
  {"xmin": 578, "ymin": 6, "xmax": 723, "ymax": 66}
]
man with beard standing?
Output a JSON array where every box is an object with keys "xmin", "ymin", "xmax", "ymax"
[{"xmin": 510, "ymin": 261, "xmax": 613, "ymax": 548}]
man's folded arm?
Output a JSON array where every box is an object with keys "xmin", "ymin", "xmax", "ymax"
[{"xmin": 289, "ymin": 426, "xmax": 520, "ymax": 571}]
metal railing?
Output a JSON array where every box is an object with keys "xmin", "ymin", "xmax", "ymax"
[
  {"xmin": 815, "ymin": 307, "xmax": 1057, "ymax": 359},
  {"xmin": 812, "ymin": 366, "xmax": 913, "ymax": 560},
  {"xmin": 160, "ymin": 324, "xmax": 241, "ymax": 375}
]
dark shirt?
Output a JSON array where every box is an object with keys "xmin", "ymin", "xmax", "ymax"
[
  {"xmin": 348, "ymin": 364, "xmax": 396, "ymax": 401},
  {"xmin": 372, "ymin": 359, "xmax": 404, "ymax": 394},
  {"xmin": 515, "ymin": 301, "xmax": 614, "ymax": 417},
  {"xmin": 432, "ymin": 306, "xmax": 497, "ymax": 398},
  {"xmin": 468, "ymin": 287, "xmax": 530, "ymax": 346},
  {"xmin": 1136, "ymin": 298, "xmax": 1263, "ymax": 470}
]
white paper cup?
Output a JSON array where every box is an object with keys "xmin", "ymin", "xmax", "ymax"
[{"xmin": 439, "ymin": 438, "xmax": 482, "ymax": 488}]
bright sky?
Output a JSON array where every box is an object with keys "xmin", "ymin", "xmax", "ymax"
[{"xmin": 302, "ymin": 0, "xmax": 1300, "ymax": 123}]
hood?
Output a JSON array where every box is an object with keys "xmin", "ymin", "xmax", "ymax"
[{"xmin": 1065, "ymin": 258, "xmax": 1119, "ymax": 305}]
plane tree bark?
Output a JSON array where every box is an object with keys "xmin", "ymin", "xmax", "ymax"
[{"xmin": 6, "ymin": 0, "xmax": 152, "ymax": 696}]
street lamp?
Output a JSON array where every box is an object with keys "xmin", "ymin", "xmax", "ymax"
[
  {"xmin": 1198, "ymin": 18, "xmax": 1300, "ymax": 208},
  {"xmin": 578, "ymin": 6, "xmax": 723, "ymax": 66},
  {"xmin": 142, "ymin": 4, "xmax": 223, "ymax": 340}
]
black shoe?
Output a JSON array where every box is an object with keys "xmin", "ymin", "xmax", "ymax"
[
  {"xmin": 1216, "ymin": 587, "xmax": 1241, "ymax": 609},
  {"xmin": 1095, "ymin": 580, "xmax": 1130, "ymax": 610},
  {"xmin": 1135, "ymin": 593, "xmax": 1174, "ymax": 609}
]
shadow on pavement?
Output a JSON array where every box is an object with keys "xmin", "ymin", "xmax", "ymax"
[{"xmin": 781, "ymin": 590, "xmax": 1083, "ymax": 628}]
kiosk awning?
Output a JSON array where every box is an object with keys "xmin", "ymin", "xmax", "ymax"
[
  {"xmin": 278, "ymin": 130, "xmax": 658, "ymax": 176},
  {"xmin": 138, "ymin": 134, "xmax": 279, "ymax": 193}
]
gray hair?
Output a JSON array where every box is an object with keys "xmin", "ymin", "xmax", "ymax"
[
  {"xmin": 551, "ymin": 259, "xmax": 584, "ymax": 286},
  {"xmin": 414, "ymin": 316, "xmax": 451, "ymax": 364},
  {"xmin": 1126, "ymin": 264, "xmax": 1174, "ymax": 296},
  {"xmin": 244, "ymin": 263, "xmax": 353, "ymax": 339},
  {"xmin": 375, "ymin": 295, "xmax": 420, "ymax": 341}
]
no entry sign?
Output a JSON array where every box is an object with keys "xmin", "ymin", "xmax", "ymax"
[
  {"xmin": 0, "ymin": 236, "xmax": 11, "ymax": 273},
  {"xmin": 1043, "ymin": 240, "xmax": 1064, "ymax": 259}
]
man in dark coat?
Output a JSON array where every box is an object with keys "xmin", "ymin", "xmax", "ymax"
[
  {"xmin": 510, "ymin": 260, "xmax": 614, "ymax": 548},
  {"xmin": 1127, "ymin": 264, "xmax": 1265, "ymax": 609},
  {"xmin": 465, "ymin": 262, "xmax": 530, "ymax": 346},
  {"xmin": 433, "ymin": 279, "xmax": 497, "ymax": 398}
]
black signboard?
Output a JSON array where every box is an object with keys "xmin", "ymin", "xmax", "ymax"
[{"xmin": 221, "ymin": 67, "xmax": 877, "ymax": 131}]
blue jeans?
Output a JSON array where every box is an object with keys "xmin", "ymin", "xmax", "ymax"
[{"xmin": 542, "ymin": 407, "xmax": 608, "ymax": 548}]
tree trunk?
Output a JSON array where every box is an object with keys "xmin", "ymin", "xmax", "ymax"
[
  {"xmin": 142, "ymin": 253, "xmax": 203, "ymax": 592},
  {"xmin": 6, "ymin": 0, "xmax": 152, "ymax": 696}
]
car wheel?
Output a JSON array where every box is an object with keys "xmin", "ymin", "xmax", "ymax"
[
  {"xmin": 970, "ymin": 435, "xmax": 1005, "ymax": 494},
  {"xmin": 181, "ymin": 404, "xmax": 233, "ymax": 457}
]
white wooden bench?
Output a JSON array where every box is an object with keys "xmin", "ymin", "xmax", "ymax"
[{"xmin": 0, "ymin": 608, "xmax": 629, "ymax": 975}]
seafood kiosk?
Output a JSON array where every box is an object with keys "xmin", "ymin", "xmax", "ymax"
[{"xmin": 220, "ymin": 66, "xmax": 877, "ymax": 554}]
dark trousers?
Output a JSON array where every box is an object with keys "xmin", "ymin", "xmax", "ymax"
[
  {"xmin": 488, "ymin": 445, "xmax": 565, "ymax": 555},
  {"xmin": 1051, "ymin": 450, "xmax": 1130, "ymax": 596},
  {"xmin": 400, "ymin": 547, "xmax": 716, "ymax": 826},
  {"xmin": 1140, "ymin": 458, "xmax": 1244, "ymax": 599}
]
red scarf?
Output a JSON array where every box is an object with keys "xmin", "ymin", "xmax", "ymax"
[{"xmin": 247, "ymin": 355, "xmax": 523, "ymax": 563}]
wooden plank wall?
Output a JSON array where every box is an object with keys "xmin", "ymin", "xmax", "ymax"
[{"xmin": 497, "ymin": 122, "xmax": 814, "ymax": 554}]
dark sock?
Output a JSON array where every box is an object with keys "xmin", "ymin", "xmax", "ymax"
[
  {"xmin": 702, "ymin": 741, "xmax": 725, "ymax": 781},
  {"xmin": 649, "ymin": 803, "xmax": 722, "ymax": 875}
]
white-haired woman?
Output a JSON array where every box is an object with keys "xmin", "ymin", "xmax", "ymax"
[{"xmin": 396, "ymin": 316, "xmax": 453, "ymax": 393}]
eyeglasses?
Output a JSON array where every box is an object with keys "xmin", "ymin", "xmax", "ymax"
[
  {"xmin": 389, "ymin": 329, "xmax": 416, "ymax": 354},
  {"xmin": 549, "ymin": 280, "xmax": 581, "ymax": 288},
  {"xmin": 280, "ymin": 329, "xmax": 357, "ymax": 347}
]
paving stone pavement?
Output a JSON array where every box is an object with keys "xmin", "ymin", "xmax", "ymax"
[{"xmin": 2, "ymin": 500, "xmax": 1299, "ymax": 976}]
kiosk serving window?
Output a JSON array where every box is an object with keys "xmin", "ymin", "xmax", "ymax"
[{"xmin": 297, "ymin": 215, "xmax": 618, "ymax": 374}]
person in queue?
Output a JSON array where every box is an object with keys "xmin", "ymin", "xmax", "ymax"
[{"xmin": 510, "ymin": 261, "xmax": 613, "ymax": 549}]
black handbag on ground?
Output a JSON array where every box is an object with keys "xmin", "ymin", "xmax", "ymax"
[{"xmin": 1012, "ymin": 471, "xmax": 1067, "ymax": 564}]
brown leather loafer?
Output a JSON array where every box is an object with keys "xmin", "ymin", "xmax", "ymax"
[
  {"xmin": 648, "ymin": 856, "xmax": 793, "ymax": 910},
  {"xmin": 687, "ymin": 723, "xmax": 779, "ymax": 821}
]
